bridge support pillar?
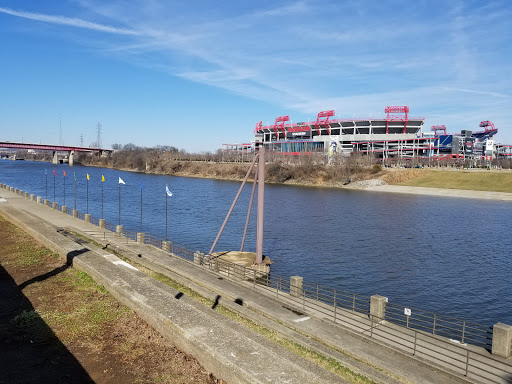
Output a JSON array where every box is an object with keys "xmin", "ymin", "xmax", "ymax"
[
  {"xmin": 69, "ymin": 150, "xmax": 74, "ymax": 167},
  {"xmin": 52, "ymin": 151, "xmax": 58, "ymax": 165}
]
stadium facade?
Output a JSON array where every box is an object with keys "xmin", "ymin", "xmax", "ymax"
[{"xmin": 222, "ymin": 106, "xmax": 504, "ymax": 161}]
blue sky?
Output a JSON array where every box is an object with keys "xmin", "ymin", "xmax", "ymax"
[{"xmin": 0, "ymin": 0, "xmax": 511, "ymax": 152}]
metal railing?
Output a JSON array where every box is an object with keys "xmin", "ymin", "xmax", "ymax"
[
  {"xmin": 386, "ymin": 302, "xmax": 493, "ymax": 349},
  {"xmin": 124, "ymin": 229, "xmax": 137, "ymax": 242},
  {"xmin": 104, "ymin": 221, "xmax": 116, "ymax": 233},
  {"xmin": 364, "ymin": 314, "xmax": 512, "ymax": 384},
  {"xmin": 90, "ymin": 216, "xmax": 99, "ymax": 226},
  {"xmin": 144, "ymin": 233, "xmax": 163, "ymax": 248}
]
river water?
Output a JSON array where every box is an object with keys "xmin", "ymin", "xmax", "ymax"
[{"xmin": 1, "ymin": 160, "xmax": 510, "ymax": 326}]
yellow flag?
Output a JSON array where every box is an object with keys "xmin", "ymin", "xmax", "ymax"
[
  {"xmin": 101, "ymin": 175, "xmax": 105, "ymax": 182},
  {"xmin": 87, "ymin": 173, "xmax": 90, "ymax": 181}
]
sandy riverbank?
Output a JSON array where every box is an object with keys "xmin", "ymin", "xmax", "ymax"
[{"xmin": 349, "ymin": 183, "xmax": 512, "ymax": 201}]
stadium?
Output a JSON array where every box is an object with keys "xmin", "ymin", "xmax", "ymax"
[{"xmin": 223, "ymin": 106, "xmax": 509, "ymax": 162}]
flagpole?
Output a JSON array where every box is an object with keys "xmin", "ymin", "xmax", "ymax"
[
  {"xmin": 118, "ymin": 182, "xmax": 121, "ymax": 226},
  {"xmin": 63, "ymin": 174, "xmax": 66, "ymax": 206},
  {"xmin": 140, "ymin": 182, "xmax": 142, "ymax": 232},
  {"xmin": 74, "ymin": 174, "xmax": 76, "ymax": 210},
  {"xmin": 165, "ymin": 189, "xmax": 168, "ymax": 241},
  {"xmin": 102, "ymin": 181, "xmax": 104, "ymax": 219},
  {"xmin": 86, "ymin": 178, "xmax": 89, "ymax": 214},
  {"xmin": 53, "ymin": 172, "xmax": 56, "ymax": 202},
  {"xmin": 45, "ymin": 172, "xmax": 48, "ymax": 200}
]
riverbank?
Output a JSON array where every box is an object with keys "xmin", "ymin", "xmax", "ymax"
[{"xmin": 80, "ymin": 156, "xmax": 512, "ymax": 201}]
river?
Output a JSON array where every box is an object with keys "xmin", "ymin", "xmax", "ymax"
[{"xmin": 1, "ymin": 159, "xmax": 510, "ymax": 326}]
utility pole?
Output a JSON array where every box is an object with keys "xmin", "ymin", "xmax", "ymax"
[
  {"xmin": 96, "ymin": 123, "xmax": 102, "ymax": 149},
  {"xmin": 59, "ymin": 116, "xmax": 63, "ymax": 145}
]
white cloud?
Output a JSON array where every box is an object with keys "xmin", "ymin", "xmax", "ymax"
[{"xmin": 0, "ymin": 6, "xmax": 139, "ymax": 35}]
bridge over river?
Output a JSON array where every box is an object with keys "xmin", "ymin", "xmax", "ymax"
[{"xmin": 0, "ymin": 141, "xmax": 112, "ymax": 166}]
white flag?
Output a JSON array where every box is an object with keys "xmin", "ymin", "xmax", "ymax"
[
  {"xmin": 166, "ymin": 184, "xmax": 173, "ymax": 197},
  {"xmin": 119, "ymin": 177, "xmax": 126, "ymax": 185}
]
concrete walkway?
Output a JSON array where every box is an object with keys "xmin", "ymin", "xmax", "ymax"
[{"xmin": 1, "ymin": 187, "xmax": 511, "ymax": 383}]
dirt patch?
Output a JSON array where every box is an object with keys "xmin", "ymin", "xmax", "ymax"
[{"xmin": 0, "ymin": 215, "xmax": 218, "ymax": 384}]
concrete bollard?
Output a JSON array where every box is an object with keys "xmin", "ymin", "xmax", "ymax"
[
  {"xmin": 290, "ymin": 276, "xmax": 303, "ymax": 298},
  {"xmin": 15, "ymin": 189, "xmax": 19, "ymax": 194},
  {"xmin": 162, "ymin": 241, "xmax": 170, "ymax": 252},
  {"xmin": 194, "ymin": 251, "xmax": 204, "ymax": 265},
  {"xmin": 61, "ymin": 205, "xmax": 67, "ymax": 214},
  {"xmin": 137, "ymin": 232, "xmax": 145, "ymax": 244},
  {"xmin": 19, "ymin": 190, "xmax": 23, "ymax": 196},
  {"xmin": 44, "ymin": 199, "xmax": 50, "ymax": 206},
  {"xmin": 492, "ymin": 323, "xmax": 512, "ymax": 358},
  {"xmin": 37, "ymin": 196, "xmax": 42, "ymax": 204},
  {"xmin": 25, "ymin": 192, "xmax": 29, "ymax": 199},
  {"xmin": 52, "ymin": 202, "xmax": 58, "ymax": 210},
  {"xmin": 84, "ymin": 214, "xmax": 91, "ymax": 223},
  {"xmin": 115, "ymin": 225, "xmax": 123, "ymax": 235},
  {"xmin": 73, "ymin": 209, "xmax": 78, "ymax": 218},
  {"xmin": 99, "ymin": 219, "xmax": 105, "ymax": 229},
  {"xmin": 370, "ymin": 295, "xmax": 387, "ymax": 323},
  {"xmin": 30, "ymin": 194, "xmax": 35, "ymax": 201}
]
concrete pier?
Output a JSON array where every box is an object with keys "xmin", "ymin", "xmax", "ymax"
[
  {"xmin": 99, "ymin": 219, "xmax": 105, "ymax": 229},
  {"xmin": 137, "ymin": 232, "xmax": 145, "ymax": 244},
  {"xmin": 72, "ymin": 209, "xmax": 78, "ymax": 218},
  {"xmin": 52, "ymin": 202, "xmax": 58, "ymax": 210},
  {"xmin": 162, "ymin": 241, "xmax": 170, "ymax": 252},
  {"xmin": 44, "ymin": 199, "xmax": 49, "ymax": 206},
  {"xmin": 84, "ymin": 214, "xmax": 91, "ymax": 223},
  {"xmin": 61, "ymin": 205, "xmax": 67, "ymax": 214},
  {"xmin": 115, "ymin": 225, "xmax": 123, "ymax": 235}
]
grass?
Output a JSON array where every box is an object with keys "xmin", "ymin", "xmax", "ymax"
[{"xmin": 396, "ymin": 170, "xmax": 512, "ymax": 192}]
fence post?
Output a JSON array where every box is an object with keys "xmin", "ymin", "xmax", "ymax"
[
  {"xmin": 193, "ymin": 251, "xmax": 203, "ymax": 265},
  {"xmin": 290, "ymin": 276, "xmax": 303, "ymax": 298},
  {"xmin": 461, "ymin": 321, "xmax": 466, "ymax": 344},
  {"xmin": 413, "ymin": 331, "xmax": 418, "ymax": 355},
  {"xmin": 465, "ymin": 350, "xmax": 470, "ymax": 377},
  {"xmin": 491, "ymin": 322, "xmax": 512, "ymax": 358},
  {"xmin": 370, "ymin": 295, "xmax": 387, "ymax": 324},
  {"xmin": 334, "ymin": 291, "xmax": 337, "ymax": 322},
  {"xmin": 433, "ymin": 314, "xmax": 437, "ymax": 335}
]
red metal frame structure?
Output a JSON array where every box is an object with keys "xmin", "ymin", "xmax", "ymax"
[
  {"xmin": 479, "ymin": 121, "xmax": 495, "ymax": 131},
  {"xmin": 314, "ymin": 110, "xmax": 335, "ymax": 136},
  {"xmin": 271, "ymin": 115, "xmax": 290, "ymax": 140},
  {"xmin": 385, "ymin": 106, "xmax": 409, "ymax": 134},
  {"xmin": 254, "ymin": 121, "xmax": 262, "ymax": 134},
  {"xmin": 431, "ymin": 125, "xmax": 447, "ymax": 136}
]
